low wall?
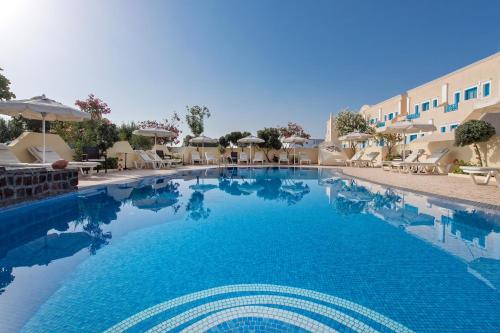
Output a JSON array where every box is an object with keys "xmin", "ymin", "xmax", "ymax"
[
  {"xmin": 0, "ymin": 167, "xmax": 78, "ymax": 207},
  {"xmin": 106, "ymin": 141, "xmax": 138, "ymax": 169}
]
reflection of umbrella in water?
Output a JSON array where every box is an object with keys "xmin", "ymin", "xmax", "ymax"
[
  {"xmin": 237, "ymin": 182, "xmax": 265, "ymax": 194},
  {"xmin": 0, "ymin": 232, "xmax": 91, "ymax": 268},
  {"xmin": 189, "ymin": 184, "xmax": 217, "ymax": 193},
  {"xmin": 133, "ymin": 196, "xmax": 179, "ymax": 212}
]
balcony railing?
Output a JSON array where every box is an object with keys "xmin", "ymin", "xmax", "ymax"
[
  {"xmin": 445, "ymin": 103, "xmax": 458, "ymax": 112},
  {"xmin": 406, "ymin": 113, "xmax": 420, "ymax": 120},
  {"xmin": 376, "ymin": 121, "xmax": 386, "ymax": 128}
]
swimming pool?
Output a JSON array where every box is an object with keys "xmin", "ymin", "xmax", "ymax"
[{"xmin": 0, "ymin": 167, "xmax": 499, "ymax": 332}]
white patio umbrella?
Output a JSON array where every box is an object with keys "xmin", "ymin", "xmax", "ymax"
[
  {"xmin": 237, "ymin": 135, "xmax": 264, "ymax": 163},
  {"xmin": 0, "ymin": 95, "xmax": 90, "ymax": 162},
  {"xmin": 338, "ymin": 131, "xmax": 373, "ymax": 152},
  {"xmin": 132, "ymin": 128, "xmax": 175, "ymax": 147},
  {"xmin": 282, "ymin": 136, "xmax": 309, "ymax": 165},
  {"xmin": 189, "ymin": 135, "xmax": 218, "ymax": 163},
  {"xmin": 382, "ymin": 121, "xmax": 436, "ymax": 159}
]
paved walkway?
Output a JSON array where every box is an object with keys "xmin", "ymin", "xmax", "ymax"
[
  {"xmin": 78, "ymin": 165, "xmax": 500, "ymax": 209},
  {"xmin": 339, "ymin": 167, "xmax": 500, "ymax": 209}
]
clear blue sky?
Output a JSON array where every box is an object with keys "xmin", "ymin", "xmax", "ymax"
[{"xmin": 1, "ymin": 0, "xmax": 499, "ymax": 138}]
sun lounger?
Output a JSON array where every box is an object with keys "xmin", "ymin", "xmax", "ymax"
[
  {"xmin": 28, "ymin": 146, "xmax": 100, "ymax": 173},
  {"xmin": 344, "ymin": 150, "xmax": 364, "ymax": 167},
  {"xmin": 252, "ymin": 151, "xmax": 265, "ymax": 164},
  {"xmin": 278, "ymin": 153, "xmax": 289, "ymax": 165},
  {"xmin": 460, "ymin": 166, "xmax": 500, "ymax": 187},
  {"xmin": 383, "ymin": 149, "xmax": 424, "ymax": 172},
  {"xmin": 354, "ymin": 152, "xmax": 379, "ymax": 167},
  {"xmin": 299, "ymin": 152, "xmax": 311, "ymax": 165},
  {"xmin": 0, "ymin": 144, "xmax": 51, "ymax": 168},
  {"xmin": 238, "ymin": 152, "xmax": 249, "ymax": 164},
  {"xmin": 205, "ymin": 152, "xmax": 217, "ymax": 165},
  {"xmin": 191, "ymin": 151, "xmax": 203, "ymax": 164},
  {"xmin": 156, "ymin": 150, "xmax": 183, "ymax": 166},
  {"xmin": 134, "ymin": 150, "xmax": 164, "ymax": 169},
  {"xmin": 402, "ymin": 148, "xmax": 449, "ymax": 174}
]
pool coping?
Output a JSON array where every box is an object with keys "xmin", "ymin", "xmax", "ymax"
[{"xmin": 1, "ymin": 165, "xmax": 499, "ymax": 213}]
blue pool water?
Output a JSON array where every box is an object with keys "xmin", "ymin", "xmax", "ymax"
[{"xmin": 0, "ymin": 167, "xmax": 499, "ymax": 332}]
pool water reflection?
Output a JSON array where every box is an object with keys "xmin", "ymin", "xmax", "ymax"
[{"xmin": 0, "ymin": 167, "xmax": 499, "ymax": 332}]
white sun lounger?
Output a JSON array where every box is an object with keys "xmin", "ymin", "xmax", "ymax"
[
  {"xmin": 191, "ymin": 151, "xmax": 203, "ymax": 164},
  {"xmin": 0, "ymin": 144, "xmax": 51, "ymax": 168},
  {"xmin": 134, "ymin": 150, "xmax": 164, "ymax": 169},
  {"xmin": 460, "ymin": 166, "xmax": 500, "ymax": 187},
  {"xmin": 383, "ymin": 149, "xmax": 424, "ymax": 172},
  {"xmin": 353, "ymin": 152, "xmax": 379, "ymax": 167},
  {"xmin": 344, "ymin": 150, "xmax": 364, "ymax": 167},
  {"xmin": 299, "ymin": 152, "xmax": 311, "ymax": 165},
  {"xmin": 278, "ymin": 153, "xmax": 289, "ymax": 165},
  {"xmin": 238, "ymin": 152, "xmax": 249, "ymax": 164},
  {"xmin": 205, "ymin": 152, "xmax": 217, "ymax": 165},
  {"xmin": 402, "ymin": 148, "xmax": 449, "ymax": 174},
  {"xmin": 28, "ymin": 146, "xmax": 100, "ymax": 173},
  {"xmin": 252, "ymin": 151, "xmax": 265, "ymax": 164}
]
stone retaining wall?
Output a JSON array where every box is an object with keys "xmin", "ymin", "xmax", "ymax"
[{"xmin": 0, "ymin": 167, "xmax": 78, "ymax": 207}]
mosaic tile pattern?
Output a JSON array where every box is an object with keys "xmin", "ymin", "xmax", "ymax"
[
  {"xmin": 104, "ymin": 284, "xmax": 413, "ymax": 333},
  {"xmin": 207, "ymin": 317, "xmax": 310, "ymax": 333}
]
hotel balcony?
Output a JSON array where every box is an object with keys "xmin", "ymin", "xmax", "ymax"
[
  {"xmin": 406, "ymin": 113, "xmax": 420, "ymax": 120},
  {"xmin": 445, "ymin": 103, "xmax": 458, "ymax": 113},
  {"xmin": 375, "ymin": 121, "xmax": 386, "ymax": 128}
]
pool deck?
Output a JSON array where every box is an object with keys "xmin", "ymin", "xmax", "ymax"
[{"xmin": 78, "ymin": 165, "xmax": 500, "ymax": 209}]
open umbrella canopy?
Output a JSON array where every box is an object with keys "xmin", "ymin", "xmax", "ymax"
[
  {"xmin": 0, "ymin": 95, "xmax": 90, "ymax": 162},
  {"xmin": 237, "ymin": 135, "xmax": 264, "ymax": 144},
  {"xmin": 132, "ymin": 128, "xmax": 175, "ymax": 138},
  {"xmin": 338, "ymin": 131, "xmax": 373, "ymax": 142},
  {"xmin": 382, "ymin": 121, "xmax": 436, "ymax": 134},
  {"xmin": 0, "ymin": 94, "xmax": 90, "ymax": 121},
  {"xmin": 282, "ymin": 135, "xmax": 308, "ymax": 144},
  {"xmin": 189, "ymin": 135, "xmax": 218, "ymax": 144}
]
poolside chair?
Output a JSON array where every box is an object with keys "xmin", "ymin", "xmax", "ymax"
[
  {"xmin": 382, "ymin": 149, "xmax": 424, "ymax": 172},
  {"xmin": 156, "ymin": 150, "xmax": 182, "ymax": 166},
  {"xmin": 402, "ymin": 148, "xmax": 449, "ymax": 175},
  {"xmin": 278, "ymin": 153, "xmax": 289, "ymax": 165},
  {"xmin": 227, "ymin": 151, "xmax": 238, "ymax": 164},
  {"xmin": 238, "ymin": 152, "xmax": 249, "ymax": 164},
  {"xmin": 0, "ymin": 143, "xmax": 51, "ymax": 168},
  {"xmin": 354, "ymin": 152, "xmax": 379, "ymax": 167},
  {"xmin": 205, "ymin": 152, "xmax": 217, "ymax": 165},
  {"xmin": 28, "ymin": 146, "xmax": 100, "ymax": 173},
  {"xmin": 191, "ymin": 151, "xmax": 203, "ymax": 164},
  {"xmin": 134, "ymin": 150, "xmax": 163, "ymax": 169},
  {"xmin": 344, "ymin": 150, "xmax": 364, "ymax": 167},
  {"xmin": 298, "ymin": 152, "xmax": 311, "ymax": 165},
  {"xmin": 252, "ymin": 151, "xmax": 265, "ymax": 164},
  {"xmin": 460, "ymin": 166, "xmax": 500, "ymax": 187}
]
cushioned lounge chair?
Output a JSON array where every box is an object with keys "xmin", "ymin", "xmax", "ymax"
[
  {"xmin": 0, "ymin": 143, "xmax": 51, "ymax": 168},
  {"xmin": 353, "ymin": 152, "xmax": 379, "ymax": 167},
  {"xmin": 402, "ymin": 148, "xmax": 449, "ymax": 174},
  {"xmin": 383, "ymin": 149, "xmax": 424, "ymax": 172},
  {"xmin": 28, "ymin": 146, "xmax": 100, "ymax": 172},
  {"xmin": 299, "ymin": 152, "xmax": 311, "ymax": 165},
  {"xmin": 252, "ymin": 151, "xmax": 265, "ymax": 164},
  {"xmin": 278, "ymin": 153, "xmax": 289, "ymax": 165},
  {"xmin": 344, "ymin": 150, "xmax": 364, "ymax": 167},
  {"xmin": 205, "ymin": 152, "xmax": 217, "ymax": 165},
  {"xmin": 238, "ymin": 152, "xmax": 249, "ymax": 164},
  {"xmin": 191, "ymin": 151, "xmax": 203, "ymax": 164},
  {"xmin": 460, "ymin": 166, "xmax": 500, "ymax": 187},
  {"xmin": 134, "ymin": 150, "xmax": 163, "ymax": 169}
]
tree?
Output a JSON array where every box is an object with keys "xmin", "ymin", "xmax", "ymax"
[
  {"xmin": 75, "ymin": 94, "xmax": 112, "ymax": 120},
  {"xmin": 335, "ymin": 109, "xmax": 370, "ymax": 137},
  {"xmin": 185, "ymin": 105, "xmax": 210, "ymax": 136},
  {"xmin": 257, "ymin": 127, "xmax": 282, "ymax": 162},
  {"xmin": 224, "ymin": 131, "xmax": 251, "ymax": 151},
  {"xmin": 374, "ymin": 133, "xmax": 402, "ymax": 158},
  {"xmin": 455, "ymin": 120, "xmax": 496, "ymax": 166},
  {"xmin": 278, "ymin": 122, "xmax": 310, "ymax": 154},
  {"xmin": 0, "ymin": 117, "xmax": 24, "ymax": 143},
  {"xmin": 0, "ymin": 67, "xmax": 16, "ymax": 101},
  {"xmin": 137, "ymin": 112, "xmax": 182, "ymax": 145},
  {"xmin": 278, "ymin": 122, "xmax": 311, "ymax": 140}
]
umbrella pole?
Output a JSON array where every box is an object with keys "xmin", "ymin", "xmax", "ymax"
[{"xmin": 42, "ymin": 114, "xmax": 46, "ymax": 163}]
